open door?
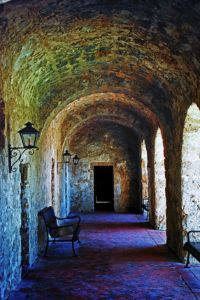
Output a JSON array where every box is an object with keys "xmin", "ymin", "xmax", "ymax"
[{"xmin": 94, "ymin": 166, "xmax": 114, "ymax": 211}]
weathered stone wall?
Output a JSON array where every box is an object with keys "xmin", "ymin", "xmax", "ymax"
[
  {"xmin": 0, "ymin": 154, "xmax": 21, "ymax": 300},
  {"xmin": 0, "ymin": 91, "xmax": 23, "ymax": 299},
  {"xmin": 0, "ymin": 102, "xmax": 22, "ymax": 300},
  {"xmin": 0, "ymin": 140, "xmax": 24, "ymax": 299},
  {"xmin": 39, "ymin": 119, "xmax": 62, "ymax": 216},
  {"xmin": 0, "ymin": 89, "xmax": 44, "ymax": 300},
  {"xmin": 0, "ymin": 112, "xmax": 62, "ymax": 300}
]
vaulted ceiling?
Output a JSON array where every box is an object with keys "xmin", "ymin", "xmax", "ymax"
[{"xmin": 0, "ymin": 0, "xmax": 199, "ymax": 141}]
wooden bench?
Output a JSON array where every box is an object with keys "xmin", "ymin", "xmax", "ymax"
[
  {"xmin": 183, "ymin": 230, "xmax": 200, "ymax": 267},
  {"xmin": 38, "ymin": 206, "xmax": 81, "ymax": 256}
]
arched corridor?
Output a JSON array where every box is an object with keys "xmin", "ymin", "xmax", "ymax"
[
  {"xmin": 0, "ymin": 0, "xmax": 200, "ymax": 299},
  {"xmin": 10, "ymin": 213, "xmax": 200, "ymax": 300}
]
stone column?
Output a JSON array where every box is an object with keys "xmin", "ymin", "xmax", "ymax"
[
  {"xmin": 146, "ymin": 133, "xmax": 156, "ymax": 228},
  {"xmin": 20, "ymin": 163, "xmax": 30, "ymax": 275},
  {"xmin": 165, "ymin": 129, "xmax": 183, "ymax": 257}
]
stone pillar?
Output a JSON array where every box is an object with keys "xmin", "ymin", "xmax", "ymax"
[
  {"xmin": 165, "ymin": 130, "xmax": 183, "ymax": 257},
  {"xmin": 20, "ymin": 163, "xmax": 30, "ymax": 276},
  {"xmin": 51, "ymin": 158, "xmax": 55, "ymax": 207},
  {"xmin": 146, "ymin": 133, "xmax": 156, "ymax": 228}
]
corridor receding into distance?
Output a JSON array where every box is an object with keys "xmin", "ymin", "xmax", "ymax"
[{"xmin": 0, "ymin": 0, "xmax": 200, "ymax": 299}]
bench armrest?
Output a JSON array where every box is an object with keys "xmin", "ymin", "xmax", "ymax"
[
  {"xmin": 56, "ymin": 215, "xmax": 81, "ymax": 223},
  {"xmin": 66, "ymin": 216, "xmax": 81, "ymax": 223},
  {"xmin": 47, "ymin": 224, "xmax": 74, "ymax": 230},
  {"xmin": 187, "ymin": 231, "xmax": 200, "ymax": 243}
]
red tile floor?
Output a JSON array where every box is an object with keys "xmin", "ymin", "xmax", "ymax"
[{"xmin": 10, "ymin": 213, "xmax": 200, "ymax": 300}]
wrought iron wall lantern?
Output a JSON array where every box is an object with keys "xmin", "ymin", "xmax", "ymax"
[
  {"xmin": 63, "ymin": 149, "xmax": 72, "ymax": 164},
  {"xmin": 57, "ymin": 149, "xmax": 80, "ymax": 170},
  {"xmin": 73, "ymin": 154, "xmax": 79, "ymax": 165},
  {"xmin": 8, "ymin": 122, "xmax": 40, "ymax": 173}
]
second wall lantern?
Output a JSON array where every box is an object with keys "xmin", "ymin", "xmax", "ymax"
[{"xmin": 58, "ymin": 149, "xmax": 80, "ymax": 170}]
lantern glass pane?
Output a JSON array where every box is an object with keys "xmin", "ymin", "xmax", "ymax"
[
  {"xmin": 18, "ymin": 122, "xmax": 40, "ymax": 148},
  {"xmin": 20, "ymin": 132, "xmax": 37, "ymax": 148}
]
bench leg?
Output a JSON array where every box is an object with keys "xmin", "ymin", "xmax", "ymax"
[
  {"xmin": 185, "ymin": 251, "xmax": 190, "ymax": 268},
  {"xmin": 72, "ymin": 241, "xmax": 77, "ymax": 257},
  {"xmin": 44, "ymin": 239, "xmax": 49, "ymax": 257}
]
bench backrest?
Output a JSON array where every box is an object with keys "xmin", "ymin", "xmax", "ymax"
[{"xmin": 39, "ymin": 206, "xmax": 57, "ymax": 229}]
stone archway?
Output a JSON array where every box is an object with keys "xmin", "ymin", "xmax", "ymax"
[
  {"xmin": 38, "ymin": 92, "xmax": 158, "ymax": 216},
  {"xmin": 154, "ymin": 128, "xmax": 166, "ymax": 230},
  {"xmin": 182, "ymin": 103, "xmax": 200, "ymax": 243}
]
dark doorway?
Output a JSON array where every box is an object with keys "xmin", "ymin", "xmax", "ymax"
[{"xmin": 94, "ymin": 166, "xmax": 114, "ymax": 211}]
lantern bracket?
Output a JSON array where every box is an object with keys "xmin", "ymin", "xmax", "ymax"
[{"xmin": 8, "ymin": 144, "xmax": 38, "ymax": 173}]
